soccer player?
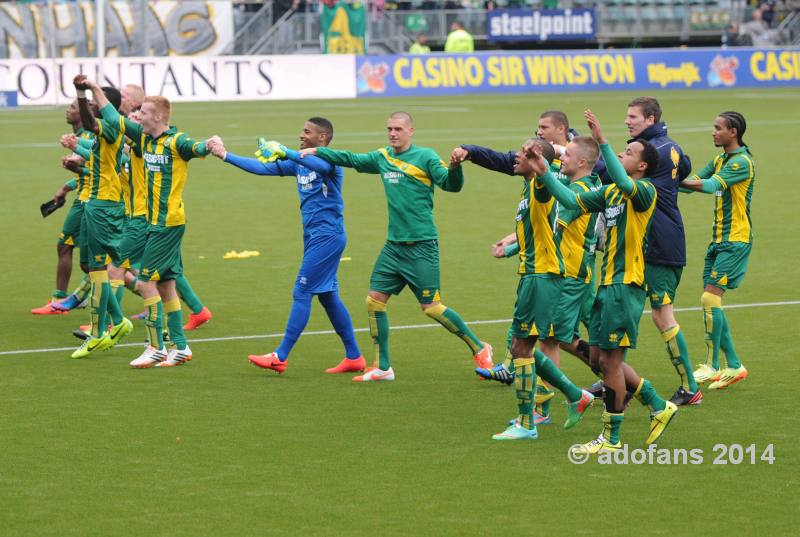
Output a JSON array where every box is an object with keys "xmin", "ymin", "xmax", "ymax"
[
  {"xmin": 529, "ymin": 111, "xmax": 678, "ymax": 452},
  {"xmin": 681, "ymin": 112, "xmax": 753, "ymax": 390},
  {"xmin": 204, "ymin": 119, "xmax": 365, "ymax": 374},
  {"xmin": 619, "ymin": 97, "xmax": 699, "ymax": 406},
  {"xmin": 31, "ymin": 100, "xmax": 95, "ymax": 315},
  {"xmin": 80, "ymin": 76, "xmax": 211, "ymax": 368},
  {"xmin": 300, "ymin": 111, "xmax": 493, "ymax": 381},
  {"xmin": 458, "ymin": 138, "xmax": 594, "ymax": 440},
  {"xmin": 70, "ymin": 80, "xmax": 134, "ymax": 358}
]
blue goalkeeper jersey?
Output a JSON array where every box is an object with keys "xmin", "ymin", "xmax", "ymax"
[{"xmin": 225, "ymin": 151, "xmax": 345, "ymax": 235}]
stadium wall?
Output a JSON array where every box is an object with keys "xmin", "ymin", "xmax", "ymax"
[{"xmin": 1, "ymin": 48, "xmax": 798, "ymax": 106}]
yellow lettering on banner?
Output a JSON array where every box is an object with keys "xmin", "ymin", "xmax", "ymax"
[
  {"xmin": 507, "ymin": 56, "xmax": 525, "ymax": 85},
  {"xmin": 751, "ymin": 51, "xmax": 800, "ymax": 81},
  {"xmin": 446, "ymin": 57, "xmax": 466, "ymax": 87},
  {"xmin": 647, "ymin": 62, "xmax": 701, "ymax": 87},
  {"xmin": 524, "ymin": 54, "xmax": 634, "ymax": 87},
  {"xmin": 395, "ymin": 57, "xmax": 411, "ymax": 88},
  {"xmin": 465, "ymin": 57, "xmax": 483, "ymax": 85},
  {"xmin": 487, "ymin": 56, "xmax": 503, "ymax": 86}
]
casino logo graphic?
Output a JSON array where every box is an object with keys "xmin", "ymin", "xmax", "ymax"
[
  {"xmin": 707, "ymin": 55, "xmax": 739, "ymax": 87},
  {"xmin": 357, "ymin": 62, "xmax": 389, "ymax": 94}
]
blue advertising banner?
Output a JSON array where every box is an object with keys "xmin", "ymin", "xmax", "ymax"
[
  {"xmin": 0, "ymin": 90, "xmax": 17, "ymax": 108},
  {"xmin": 487, "ymin": 9, "xmax": 596, "ymax": 42},
  {"xmin": 356, "ymin": 48, "xmax": 800, "ymax": 98}
]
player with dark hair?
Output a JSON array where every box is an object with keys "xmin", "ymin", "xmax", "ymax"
[
  {"xmin": 70, "ymin": 81, "xmax": 134, "ymax": 358},
  {"xmin": 31, "ymin": 100, "xmax": 95, "ymax": 315},
  {"xmin": 529, "ymin": 110, "xmax": 678, "ymax": 453},
  {"xmin": 618, "ymin": 96, "xmax": 699, "ymax": 406},
  {"xmin": 681, "ymin": 111, "xmax": 753, "ymax": 390},
  {"xmin": 300, "ymin": 111, "xmax": 493, "ymax": 381},
  {"xmin": 205, "ymin": 117, "xmax": 364, "ymax": 374}
]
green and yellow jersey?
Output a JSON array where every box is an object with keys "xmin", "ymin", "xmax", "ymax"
[
  {"xmin": 316, "ymin": 144, "xmax": 463, "ymax": 242},
  {"xmin": 689, "ymin": 146, "xmax": 754, "ymax": 243},
  {"xmin": 85, "ymin": 113, "xmax": 126, "ymax": 202},
  {"xmin": 99, "ymin": 104, "xmax": 209, "ymax": 227},
  {"xmin": 121, "ymin": 143, "xmax": 148, "ymax": 218},
  {"xmin": 568, "ymin": 179, "xmax": 656, "ymax": 287},
  {"xmin": 74, "ymin": 128, "xmax": 95, "ymax": 202},
  {"xmin": 555, "ymin": 174, "xmax": 601, "ymax": 282},
  {"xmin": 515, "ymin": 175, "xmax": 563, "ymax": 276}
]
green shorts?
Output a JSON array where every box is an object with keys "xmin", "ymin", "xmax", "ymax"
[
  {"xmin": 589, "ymin": 283, "xmax": 646, "ymax": 350},
  {"xmin": 118, "ymin": 215, "xmax": 148, "ymax": 270},
  {"xmin": 138, "ymin": 224, "xmax": 184, "ymax": 282},
  {"xmin": 552, "ymin": 276, "xmax": 592, "ymax": 343},
  {"xmin": 645, "ymin": 262, "xmax": 683, "ymax": 309},
  {"xmin": 58, "ymin": 200, "xmax": 84, "ymax": 246},
  {"xmin": 703, "ymin": 241, "xmax": 751, "ymax": 290},
  {"xmin": 83, "ymin": 200, "xmax": 125, "ymax": 270},
  {"xmin": 79, "ymin": 210, "xmax": 89, "ymax": 266},
  {"xmin": 370, "ymin": 240, "xmax": 441, "ymax": 304},
  {"xmin": 512, "ymin": 274, "xmax": 563, "ymax": 339}
]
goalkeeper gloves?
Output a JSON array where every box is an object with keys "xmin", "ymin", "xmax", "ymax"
[{"xmin": 255, "ymin": 138, "xmax": 288, "ymax": 163}]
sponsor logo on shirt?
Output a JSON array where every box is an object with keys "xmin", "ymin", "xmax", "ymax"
[
  {"xmin": 384, "ymin": 171, "xmax": 403, "ymax": 183},
  {"xmin": 516, "ymin": 198, "xmax": 529, "ymax": 221},
  {"xmin": 605, "ymin": 204, "xmax": 625, "ymax": 227},
  {"xmin": 298, "ymin": 171, "xmax": 317, "ymax": 191}
]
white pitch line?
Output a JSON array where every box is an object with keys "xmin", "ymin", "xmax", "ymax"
[{"xmin": 1, "ymin": 299, "xmax": 798, "ymax": 357}]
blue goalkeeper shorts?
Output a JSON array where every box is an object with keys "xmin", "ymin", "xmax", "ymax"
[{"xmin": 294, "ymin": 231, "xmax": 346, "ymax": 296}]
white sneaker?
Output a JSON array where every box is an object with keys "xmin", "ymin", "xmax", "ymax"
[
  {"xmin": 156, "ymin": 345, "xmax": 193, "ymax": 368},
  {"xmin": 130, "ymin": 346, "xmax": 167, "ymax": 368},
  {"xmin": 352, "ymin": 366, "xmax": 395, "ymax": 382}
]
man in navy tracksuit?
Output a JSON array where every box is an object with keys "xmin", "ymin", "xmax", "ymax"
[{"xmin": 618, "ymin": 97, "xmax": 701, "ymax": 406}]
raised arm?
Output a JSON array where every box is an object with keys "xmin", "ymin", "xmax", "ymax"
[
  {"xmin": 430, "ymin": 155, "xmax": 464, "ymax": 192},
  {"xmin": 284, "ymin": 148, "xmax": 335, "ymax": 176},
  {"xmin": 225, "ymin": 152, "xmax": 294, "ymax": 176},
  {"xmin": 457, "ymin": 144, "xmax": 516, "ymax": 176},
  {"xmin": 599, "ymin": 143, "xmax": 636, "ymax": 195},
  {"xmin": 313, "ymin": 147, "xmax": 381, "ymax": 174},
  {"xmin": 73, "ymin": 76, "xmax": 97, "ymax": 133}
]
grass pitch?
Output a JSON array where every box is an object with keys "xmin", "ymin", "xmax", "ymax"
[{"xmin": 1, "ymin": 88, "xmax": 798, "ymax": 536}]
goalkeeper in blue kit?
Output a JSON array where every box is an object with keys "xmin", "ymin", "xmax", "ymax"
[{"xmin": 207, "ymin": 118, "xmax": 364, "ymax": 374}]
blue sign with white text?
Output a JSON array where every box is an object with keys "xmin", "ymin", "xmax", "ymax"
[
  {"xmin": 487, "ymin": 9, "xmax": 595, "ymax": 42},
  {"xmin": 356, "ymin": 48, "xmax": 800, "ymax": 98}
]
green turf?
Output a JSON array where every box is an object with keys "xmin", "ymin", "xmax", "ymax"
[{"xmin": 1, "ymin": 89, "xmax": 798, "ymax": 536}]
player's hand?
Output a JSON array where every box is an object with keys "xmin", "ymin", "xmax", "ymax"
[
  {"xmin": 523, "ymin": 140, "xmax": 548, "ymax": 176},
  {"xmin": 551, "ymin": 143, "xmax": 566, "ymax": 157},
  {"xmin": 491, "ymin": 241, "xmax": 505, "ymax": 258},
  {"xmin": 450, "ymin": 147, "xmax": 469, "ymax": 166},
  {"xmin": 61, "ymin": 154, "xmax": 84, "ymax": 174},
  {"xmin": 60, "ymin": 133, "xmax": 78, "ymax": 150},
  {"xmin": 53, "ymin": 185, "xmax": 69, "ymax": 203},
  {"xmin": 584, "ymin": 109, "xmax": 607, "ymax": 144},
  {"xmin": 206, "ymin": 136, "xmax": 226, "ymax": 159},
  {"xmin": 298, "ymin": 148, "xmax": 317, "ymax": 158},
  {"xmin": 73, "ymin": 74, "xmax": 89, "ymax": 90},
  {"xmin": 254, "ymin": 139, "xmax": 287, "ymax": 163}
]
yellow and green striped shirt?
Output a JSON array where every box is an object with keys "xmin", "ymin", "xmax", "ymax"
[
  {"xmin": 555, "ymin": 174, "xmax": 601, "ymax": 281},
  {"xmin": 690, "ymin": 146, "xmax": 755, "ymax": 243},
  {"xmin": 86, "ymin": 115, "xmax": 126, "ymax": 202}
]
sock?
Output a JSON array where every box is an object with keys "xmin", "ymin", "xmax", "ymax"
[
  {"xmin": 318, "ymin": 291, "xmax": 361, "ymax": 359},
  {"xmin": 366, "ymin": 296, "xmax": 390, "ymax": 371},
  {"xmin": 104, "ymin": 282, "xmax": 124, "ymax": 326},
  {"xmin": 274, "ymin": 292, "xmax": 313, "ymax": 360},
  {"xmin": 513, "ymin": 357, "xmax": 535, "ymax": 430},
  {"xmin": 662, "ymin": 324, "xmax": 698, "ymax": 392},
  {"xmin": 719, "ymin": 310, "xmax": 741, "ymax": 369},
  {"xmin": 534, "ymin": 350, "xmax": 583, "ymax": 402},
  {"xmin": 423, "ymin": 303, "xmax": 483, "ymax": 354},
  {"xmin": 143, "ymin": 295, "xmax": 164, "ymax": 349},
  {"xmin": 175, "ymin": 275, "xmax": 204, "ymax": 315},
  {"xmin": 88, "ymin": 271, "xmax": 108, "ymax": 338},
  {"xmin": 111, "ymin": 279, "xmax": 125, "ymax": 309},
  {"xmin": 601, "ymin": 411, "xmax": 624, "ymax": 445},
  {"xmin": 701, "ymin": 291, "xmax": 725, "ymax": 370},
  {"xmin": 633, "ymin": 379, "xmax": 667, "ymax": 413},
  {"xmin": 52, "ymin": 289, "xmax": 68, "ymax": 301},
  {"xmin": 502, "ymin": 326, "xmax": 514, "ymax": 372},
  {"xmin": 164, "ymin": 297, "xmax": 187, "ymax": 350},
  {"xmin": 72, "ymin": 275, "xmax": 91, "ymax": 303}
]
